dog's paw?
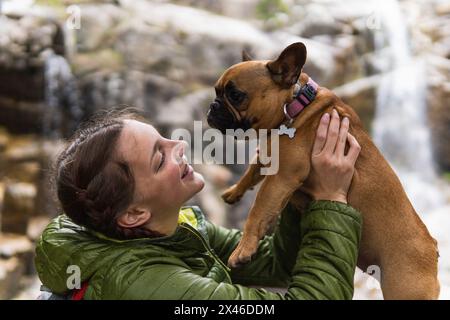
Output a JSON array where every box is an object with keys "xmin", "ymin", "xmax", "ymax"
[
  {"xmin": 221, "ymin": 184, "xmax": 244, "ymax": 204},
  {"xmin": 227, "ymin": 236, "xmax": 259, "ymax": 268}
]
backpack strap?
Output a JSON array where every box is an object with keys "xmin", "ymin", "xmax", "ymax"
[{"xmin": 71, "ymin": 281, "xmax": 89, "ymax": 300}]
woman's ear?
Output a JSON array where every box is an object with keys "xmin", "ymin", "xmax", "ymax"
[{"xmin": 117, "ymin": 207, "xmax": 151, "ymax": 228}]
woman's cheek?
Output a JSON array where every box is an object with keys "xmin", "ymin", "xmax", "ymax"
[{"xmin": 167, "ymin": 164, "xmax": 181, "ymax": 185}]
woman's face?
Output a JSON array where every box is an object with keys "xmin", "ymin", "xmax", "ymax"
[{"xmin": 116, "ymin": 120, "xmax": 205, "ymax": 216}]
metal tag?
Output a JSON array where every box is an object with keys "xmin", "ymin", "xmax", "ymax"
[{"xmin": 278, "ymin": 124, "xmax": 296, "ymax": 139}]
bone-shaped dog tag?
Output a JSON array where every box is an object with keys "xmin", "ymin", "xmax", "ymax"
[{"xmin": 278, "ymin": 124, "xmax": 296, "ymax": 139}]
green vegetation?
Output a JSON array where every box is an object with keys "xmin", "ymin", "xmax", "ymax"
[
  {"xmin": 34, "ymin": 0, "xmax": 64, "ymax": 7},
  {"xmin": 443, "ymin": 172, "xmax": 450, "ymax": 183},
  {"xmin": 256, "ymin": 0, "xmax": 288, "ymax": 20}
]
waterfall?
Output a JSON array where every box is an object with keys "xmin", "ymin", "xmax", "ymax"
[
  {"xmin": 355, "ymin": 0, "xmax": 449, "ymax": 300},
  {"xmin": 372, "ymin": 0, "xmax": 444, "ymax": 214},
  {"xmin": 43, "ymin": 52, "xmax": 82, "ymax": 138}
]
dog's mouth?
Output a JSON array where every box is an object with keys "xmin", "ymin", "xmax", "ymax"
[{"xmin": 207, "ymin": 99, "xmax": 252, "ymax": 133}]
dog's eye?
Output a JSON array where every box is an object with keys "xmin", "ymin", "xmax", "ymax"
[
  {"xmin": 225, "ymin": 83, "xmax": 245, "ymax": 107},
  {"xmin": 229, "ymin": 90, "xmax": 243, "ymax": 102}
]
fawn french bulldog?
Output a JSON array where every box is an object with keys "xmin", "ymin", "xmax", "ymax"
[{"xmin": 207, "ymin": 43, "xmax": 440, "ymax": 299}]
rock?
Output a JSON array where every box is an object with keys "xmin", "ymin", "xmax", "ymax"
[
  {"xmin": 427, "ymin": 55, "xmax": 450, "ymax": 172},
  {"xmin": 422, "ymin": 204, "xmax": 450, "ymax": 299},
  {"xmin": 0, "ymin": 133, "xmax": 44, "ymax": 186},
  {"xmin": 3, "ymin": 136, "xmax": 42, "ymax": 163},
  {"xmin": 172, "ymin": 0, "xmax": 260, "ymax": 19},
  {"xmin": 349, "ymin": 17, "xmax": 376, "ymax": 55},
  {"xmin": 1, "ymin": 182, "xmax": 37, "ymax": 234},
  {"xmin": 43, "ymin": 52, "xmax": 83, "ymax": 138},
  {"xmin": 77, "ymin": 70, "xmax": 185, "ymax": 123},
  {"xmin": 0, "ymin": 182, "xmax": 4, "ymax": 210},
  {"xmin": 0, "ymin": 97, "xmax": 46, "ymax": 134},
  {"xmin": 0, "ymin": 127, "xmax": 9, "ymax": 152},
  {"xmin": 71, "ymin": 49, "xmax": 124, "ymax": 75},
  {"xmin": 0, "ymin": 136, "xmax": 62, "ymax": 222},
  {"xmin": 333, "ymin": 34, "xmax": 366, "ymax": 82},
  {"xmin": 0, "ymin": 67, "xmax": 45, "ymax": 102},
  {"xmin": 0, "ymin": 257, "xmax": 25, "ymax": 300},
  {"xmin": 34, "ymin": 140, "xmax": 66, "ymax": 220},
  {"xmin": 77, "ymin": 69, "xmax": 147, "ymax": 117},
  {"xmin": 5, "ymin": 162, "xmax": 41, "ymax": 184},
  {"xmin": 11, "ymin": 275, "xmax": 41, "ymax": 300},
  {"xmin": 436, "ymin": 2, "xmax": 450, "ymax": 16},
  {"xmin": 334, "ymin": 74, "xmax": 381, "ymax": 131},
  {"xmin": 75, "ymin": 3, "xmax": 126, "ymax": 52},
  {"xmin": 0, "ymin": 55, "xmax": 81, "ymax": 137},
  {"xmin": 122, "ymin": 0, "xmax": 272, "ymax": 48},
  {"xmin": 0, "ymin": 233, "xmax": 33, "ymax": 258},
  {"xmin": 156, "ymin": 88, "xmax": 213, "ymax": 135},
  {"xmin": 420, "ymin": 15, "xmax": 450, "ymax": 59},
  {"xmin": 271, "ymin": 33, "xmax": 363, "ymax": 87},
  {"xmin": 0, "ymin": 233, "xmax": 34, "ymax": 299},
  {"xmin": 144, "ymin": 74, "xmax": 184, "ymax": 118},
  {"xmin": 1, "ymin": 0, "xmax": 376, "ymax": 134},
  {"xmin": 27, "ymin": 216, "xmax": 51, "ymax": 242},
  {"xmin": 284, "ymin": 8, "xmax": 349, "ymax": 38},
  {"xmin": 116, "ymin": 0, "xmax": 276, "ymax": 84},
  {"xmin": 0, "ymin": 14, "xmax": 78, "ymax": 136},
  {"xmin": 420, "ymin": 11, "xmax": 450, "ymax": 39},
  {"xmin": 0, "ymin": 15, "xmax": 64, "ymax": 71}
]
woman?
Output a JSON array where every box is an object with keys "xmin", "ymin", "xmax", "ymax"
[{"xmin": 35, "ymin": 109, "xmax": 362, "ymax": 299}]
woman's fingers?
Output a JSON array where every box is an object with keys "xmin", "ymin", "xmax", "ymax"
[
  {"xmin": 335, "ymin": 117, "xmax": 350, "ymax": 157},
  {"xmin": 345, "ymin": 133, "xmax": 361, "ymax": 166},
  {"xmin": 312, "ymin": 113, "xmax": 330, "ymax": 155},
  {"xmin": 322, "ymin": 109, "xmax": 341, "ymax": 154}
]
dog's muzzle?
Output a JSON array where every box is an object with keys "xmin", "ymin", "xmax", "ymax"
[{"xmin": 207, "ymin": 99, "xmax": 251, "ymax": 134}]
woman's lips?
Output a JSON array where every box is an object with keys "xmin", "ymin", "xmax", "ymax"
[{"xmin": 181, "ymin": 164, "xmax": 193, "ymax": 179}]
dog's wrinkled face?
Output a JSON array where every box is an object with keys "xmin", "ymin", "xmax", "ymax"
[{"xmin": 207, "ymin": 42, "xmax": 307, "ymax": 133}]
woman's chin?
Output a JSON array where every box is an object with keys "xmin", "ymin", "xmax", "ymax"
[
  {"xmin": 181, "ymin": 171, "xmax": 205, "ymax": 201},
  {"xmin": 193, "ymin": 172, "xmax": 205, "ymax": 191}
]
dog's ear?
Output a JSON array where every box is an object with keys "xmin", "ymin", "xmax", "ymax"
[
  {"xmin": 242, "ymin": 50, "xmax": 253, "ymax": 62},
  {"xmin": 267, "ymin": 42, "xmax": 307, "ymax": 88}
]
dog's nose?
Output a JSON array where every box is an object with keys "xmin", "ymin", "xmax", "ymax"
[{"xmin": 210, "ymin": 101, "xmax": 221, "ymax": 112}]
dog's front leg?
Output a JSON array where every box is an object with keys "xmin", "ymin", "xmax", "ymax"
[
  {"xmin": 226, "ymin": 132, "xmax": 312, "ymax": 267},
  {"xmin": 222, "ymin": 153, "xmax": 264, "ymax": 204},
  {"xmin": 227, "ymin": 174, "xmax": 304, "ymax": 268}
]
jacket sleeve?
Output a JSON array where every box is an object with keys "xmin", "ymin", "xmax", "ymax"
[
  {"xmin": 205, "ymin": 201, "xmax": 303, "ymax": 287},
  {"xmin": 118, "ymin": 200, "xmax": 362, "ymax": 300}
]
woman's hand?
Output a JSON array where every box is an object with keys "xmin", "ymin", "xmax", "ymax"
[{"xmin": 304, "ymin": 109, "xmax": 361, "ymax": 204}]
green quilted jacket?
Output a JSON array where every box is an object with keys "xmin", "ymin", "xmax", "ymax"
[{"xmin": 35, "ymin": 200, "xmax": 362, "ymax": 300}]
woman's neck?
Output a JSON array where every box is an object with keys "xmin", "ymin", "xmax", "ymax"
[{"xmin": 145, "ymin": 206, "xmax": 180, "ymax": 236}]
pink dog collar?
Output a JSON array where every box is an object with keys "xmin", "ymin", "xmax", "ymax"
[{"xmin": 283, "ymin": 77, "xmax": 318, "ymax": 123}]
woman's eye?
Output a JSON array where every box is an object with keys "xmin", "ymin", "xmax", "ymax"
[{"xmin": 157, "ymin": 151, "xmax": 165, "ymax": 171}]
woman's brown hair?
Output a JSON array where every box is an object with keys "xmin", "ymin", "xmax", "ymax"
[{"xmin": 55, "ymin": 110, "xmax": 163, "ymax": 239}]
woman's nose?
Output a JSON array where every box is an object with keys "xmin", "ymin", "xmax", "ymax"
[
  {"xmin": 171, "ymin": 140, "xmax": 188, "ymax": 163},
  {"xmin": 178, "ymin": 141, "xmax": 186, "ymax": 158}
]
